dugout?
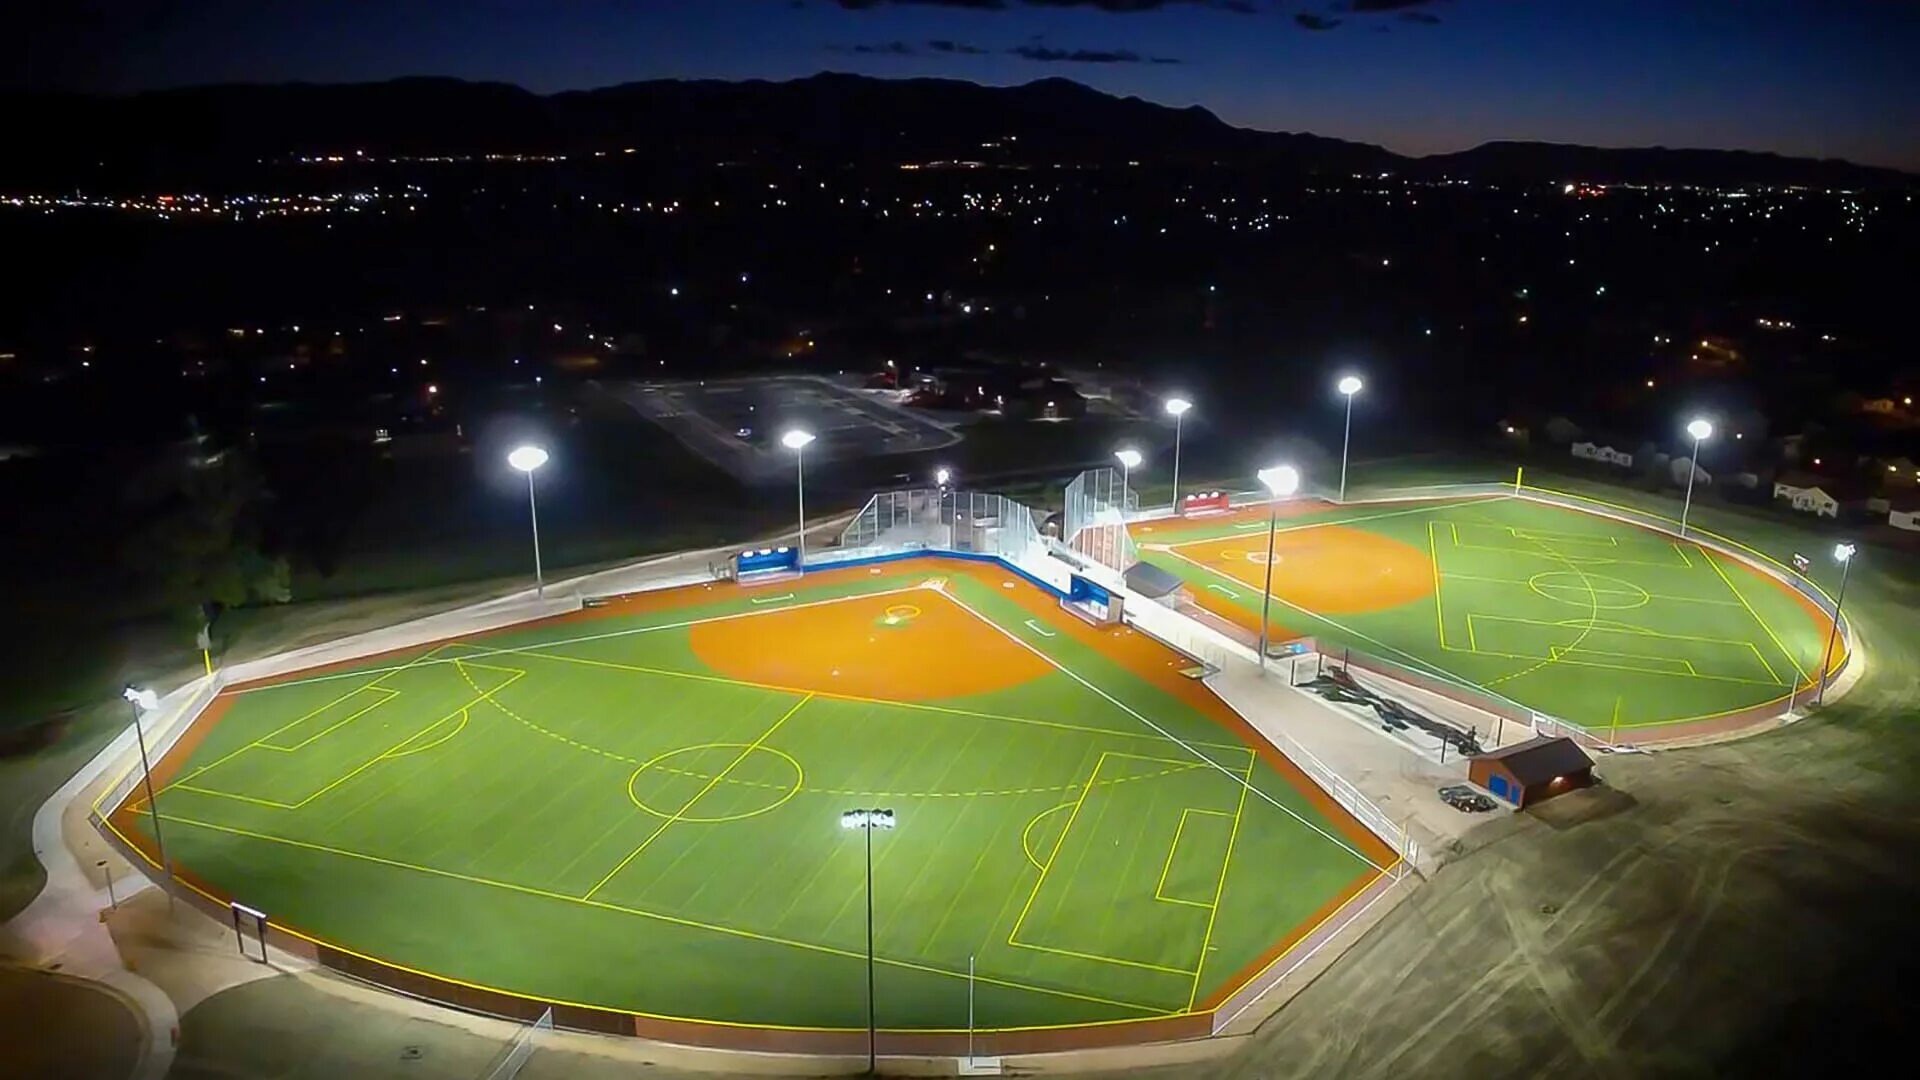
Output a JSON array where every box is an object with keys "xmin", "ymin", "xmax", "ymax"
[{"xmin": 1468, "ymin": 736, "xmax": 1594, "ymax": 809}]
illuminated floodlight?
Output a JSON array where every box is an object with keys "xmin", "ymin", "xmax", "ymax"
[
  {"xmin": 1113, "ymin": 448, "xmax": 1143, "ymax": 470},
  {"xmin": 1337, "ymin": 374, "xmax": 1363, "ymax": 397},
  {"xmin": 1686, "ymin": 418, "xmax": 1713, "ymax": 442},
  {"xmin": 1164, "ymin": 396, "xmax": 1192, "ymax": 418},
  {"xmin": 123, "ymin": 686, "xmax": 160, "ymax": 712},
  {"xmin": 781, "ymin": 429, "xmax": 815, "ymax": 450},
  {"xmin": 841, "ymin": 809, "xmax": 896, "ymax": 830},
  {"xmin": 1833, "ymin": 542, "xmax": 1856, "ymax": 563},
  {"xmin": 1257, "ymin": 465, "xmax": 1300, "ymax": 498},
  {"xmin": 935, "ymin": 467, "xmax": 951, "ymax": 486},
  {"xmin": 506, "ymin": 445, "xmax": 549, "ymax": 473}
]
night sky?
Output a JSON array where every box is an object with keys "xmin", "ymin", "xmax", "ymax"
[{"xmin": 22, "ymin": 1, "xmax": 1920, "ymax": 171}]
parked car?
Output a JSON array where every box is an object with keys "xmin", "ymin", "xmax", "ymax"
[{"xmin": 1439, "ymin": 784, "xmax": 1497, "ymax": 812}]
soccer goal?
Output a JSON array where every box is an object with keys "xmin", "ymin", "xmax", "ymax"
[{"xmin": 1060, "ymin": 573, "xmax": 1124, "ymax": 627}]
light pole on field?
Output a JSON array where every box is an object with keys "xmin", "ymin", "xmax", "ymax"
[
  {"xmin": 506, "ymin": 445, "xmax": 550, "ymax": 597},
  {"xmin": 1114, "ymin": 447, "xmax": 1142, "ymax": 515},
  {"xmin": 1255, "ymin": 465, "xmax": 1301, "ymax": 668},
  {"xmin": 783, "ymin": 429, "xmax": 816, "ymax": 566},
  {"xmin": 1815, "ymin": 542, "xmax": 1856, "ymax": 706},
  {"xmin": 935, "ymin": 467, "xmax": 954, "ymax": 546},
  {"xmin": 1679, "ymin": 418, "xmax": 1712, "ymax": 538},
  {"xmin": 1336, "ymin": 375, "xmax": 1363, "ymax": 503},
  {"xmin": 1165, "ymin": 397, "xmax": 1192, "ymax": 513},
  {"xmin": 841, "ymin": 808, "xmax": 896, "ymax": 1073},
  {"xmin": 122, "ymin": 686, "xmax": 176, "ymax": 915}
]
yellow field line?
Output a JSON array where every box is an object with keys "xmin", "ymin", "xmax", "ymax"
[
  {"xmin": 583, "ymin": 693, "xmax": 814, "ymax": 901},
  {"xmin": 1187, "ymin": 752, "xmax": 1256, "ymax": 1011},
  {"xmin": 138, "ymin": 811, "xmax": 1167, "ymax": 1017},
  {"xmin": 1427, "ymin": 521, "xmax": 1448, "ymax": 650},
  {"xmin": 1155, "ymin": 808, "xmax": 1232, "ymax": 909},
  {"xmin": 378, "ymin": 708, "xmax": 469, "ymax": 760},
  {"xmin": 1007, "ymin": 752, "xmax": 1106, "ymax": 949},
  {"xmin": 167, "ymin": 643, "xmax": 450, "ymax": 794},
  {"xmin": 260, "ymin": 688, "xmax": 401, "ymax": 751},
  {"xmin": 505, "ymin": 644, "xmax": 1247, "ymax": 752},
  {"xmin": 1698, "ymin": 545, "xmax": 1805, "ymax": 686}
]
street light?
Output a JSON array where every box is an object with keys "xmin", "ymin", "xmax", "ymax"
[
  {"xmin": 1679, "ymin": 418, "xmax": 1712, "ymax": 538},
  {"xmin": 841, "ymin": 808, "xmax": 896, "ymax": 1073},
  {"xmin": 1114, "ymin": 447, "xmax": 1142, "ymax": 519},
  {"xmin": 122, "ymin": 686, "xmax": 176, "ymax": 914},
  {"xmin": 507, "ymin": 445, "xmax": 550, "ymax": 597},
  {"xmin": 1815, "ymin": 543, "xmax": 1856, "ymax": 706},
  {"xmin": 1336, "ymin": 375, "xmax": 1363, "ymax": 503},
  {"xmin": 1165, "ymin": 397, "xmax": 1193, "ymax": 513},
  {"xmin": 783, "ymin": 429, "xmax": 815, "ymax": 566},
  {"xmin": 1255, "ymin": 465, "xmax": 1301, "ymax": 668},
  {"xmin": 934, "ymin": 467, "xmax": 951, "ymax": 488}
]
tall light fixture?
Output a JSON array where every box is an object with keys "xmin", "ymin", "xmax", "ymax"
[
  {"xmin": 1336, "ymin": 375, "xmax": 1363, "ymax": 503},
  {"xmin": 507, "ymin": 445, "xmax": 550, "ymax": 597},
  {"xmin": 1114, "ymin": 447, "xmax": 1143, "ymax": 519},
  {"xmin": 1815, "ymin": 543, "xmax": 1856, "ymax": 706},
  {"xmin": 841, "ymin": 808, "xmax": 896, "ymax": 1073},
  {"xmin": 122, "ymin": 686, "xmax": 176, "ymax": 914},
  {"xmin": 782, "ymin": 429, "xmax": 816, "ymax": 565},
  {"xmin": 1255, "ymin": 465, "xmax": 1301, "ymax": 668},
  {"xmin": 1164, "ymin": 396, "xmax": 1193, "ymax": 513},
  {"xmin": 1679, "ymin": 418, "xmax": 1713, "ymax": 538}
]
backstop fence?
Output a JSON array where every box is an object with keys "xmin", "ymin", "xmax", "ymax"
[
  {"xmin": 818, "ymin": 487, "xmax": 1049, "ymax": 569},
  {"xmin": 1062, "ymin": 467, "xmax": 1140, "ymax": 575}
]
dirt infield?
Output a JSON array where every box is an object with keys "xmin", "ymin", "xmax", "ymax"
[
  {"xmin": 1172, "ymin": 524, "xmax": 1435, "ymax": 615},
  {"xmin": 688, "ymin": 588, "xmax": 1052, "ymax": 700}
]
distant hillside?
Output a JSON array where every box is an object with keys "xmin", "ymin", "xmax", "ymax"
[
  {"xmin": 1412, "ymin": 140, "xmax": 1910, "ymax": 190},
  {"xmin": 6, "ymin": 74, "xmax": 1911, "ymax": 188}
]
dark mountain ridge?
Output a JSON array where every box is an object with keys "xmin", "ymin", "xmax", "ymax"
[{"xmin": 7, "ymin": 73, "xmax": 1910, "ymax": 189}]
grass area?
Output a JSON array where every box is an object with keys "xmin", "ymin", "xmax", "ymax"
[
  {"xmin": 1136, "ymin": 490, "xmax": 1840, "ymax": 731},
  {"xmin": 111, "ymin": 559, "xmax": 1389, "ymax": 1031}
]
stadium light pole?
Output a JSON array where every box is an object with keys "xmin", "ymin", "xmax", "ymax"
[
  {"xmin": 935, "ymin": 467, "xmax": 953, "ymax": 547},
  {"xmin": 841, "ymin": 808, "xmax": 896, "ymax": 1073},
  {"xmin": 1114, "ymin": 447, "xmax": 1142, "ymax": 517},
  {"xmin": 1336, "ymin": 375, "xmax": 1363, "ymax": 503},
  {"xmin": 1165, "ymin": 397, "xmax": 1192, "ymax": 513},
  {"xmin": 1255, "ymin": 465, "xmax": 1301, "ymax": 669},
  {"xmin": 1679, "ymin": 418, "xmax": 1713, "ymax": 538},
  {"xmin": 1815, "ymin": 543, "xmax": 1856, "ymax": 707},
  {"xmin": 506, "ymin": 445, "xmax": 549, "ymax": 598},
  {"xmin": 123, "ymin": 686, "xmax": 176, "ymax": 915},
  {"xmin": 783, "ymin": 429, "xmax": 816, "ymax": 566}
]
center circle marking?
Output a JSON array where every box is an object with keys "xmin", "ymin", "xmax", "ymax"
[
  {"xmin": 627, "ymin": 743, "xmax": 803, "ymax": 823},
  {"xmin": 1527, "ymin": 571, "xmax": 1650, "ymax": 610}
]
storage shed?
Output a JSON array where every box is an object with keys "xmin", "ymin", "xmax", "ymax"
[{"xmin": 1468, "ymin": 736, "xmax": 1594, "ymax": 808}]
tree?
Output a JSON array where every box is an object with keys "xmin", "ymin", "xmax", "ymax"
[{"xmin": 122, "ymin": 447, "xmax": 290, "ymax": 635}]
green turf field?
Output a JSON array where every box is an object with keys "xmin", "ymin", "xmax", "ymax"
[
  {"xmin": 110, "ymin": 563, "xmax": 1388, "ymax": 1031},
  {"xmin": 1138, "ymin": 492, "xmax": 1840, "ymax": 732}
]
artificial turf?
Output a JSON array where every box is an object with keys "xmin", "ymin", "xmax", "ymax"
[
  {"xmin": 1135, "ymin": 492, "xmax": 1842, "ymax": 731},
  {"xmin": 109, "ymin": 560, "xmax": 1390, "ymax": 1031}
]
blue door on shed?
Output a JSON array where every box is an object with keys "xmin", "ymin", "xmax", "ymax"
[{"xmin": 1488, "ymin": 774, "xmax": 1511, "ymax": 801}]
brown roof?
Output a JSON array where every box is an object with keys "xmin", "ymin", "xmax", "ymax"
[{"xmin": 1474, "ymin": 736, "xmax": 1593, "ymax": 786}]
